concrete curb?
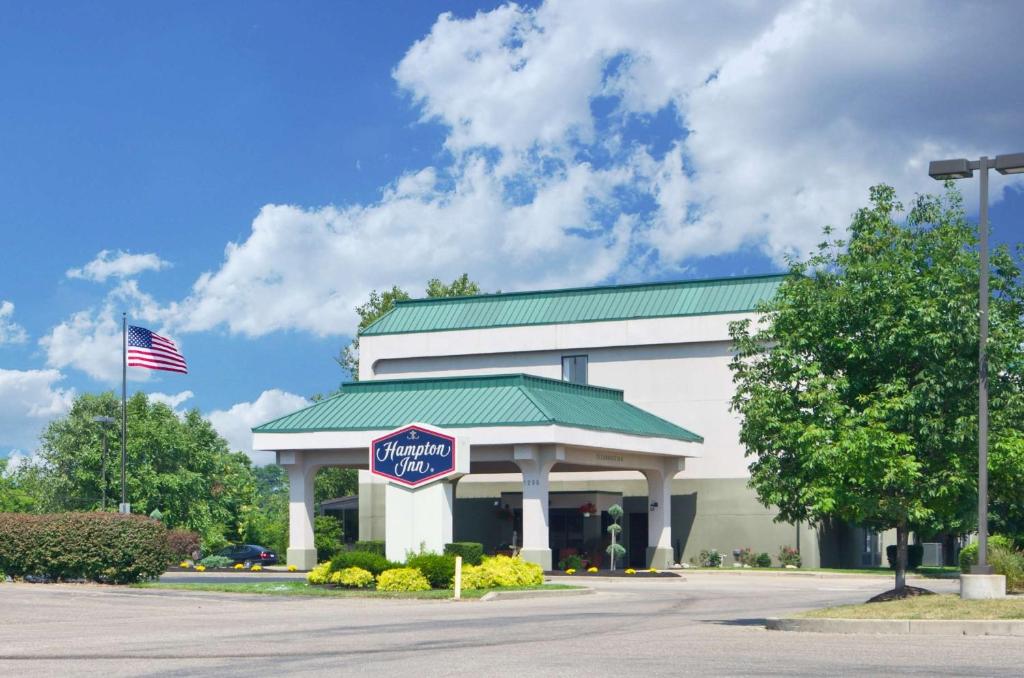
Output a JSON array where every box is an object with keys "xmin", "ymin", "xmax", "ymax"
[
  {"xmin": 480, "ymin": 587, "xmax": 595, "ymax": 601},
  {"xmin": 681, "ymin": 569, "xmax": 957, "ymax": 580},
  {"xmin": 766, "ymin": 617, "xmax": 1024, "ymax": 637}
]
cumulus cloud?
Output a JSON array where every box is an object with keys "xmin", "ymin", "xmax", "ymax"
[
  {"xmin": 207, "ymin": 389, "xmax": 308, "ymax": 464},
  {"xmin": 0, "ymin": 369, "xmax": 76, "ymax": 452},
  {"xmin": 67, "ymin": 249, "xmax": 170, "ymax": 282},
  {"xmin": 148, "ymin": 390, "xmax": 194, "ymax": 413},
  {"xmin": 0, "ymin": 301, "xmax": 28, "ymax": 345}
]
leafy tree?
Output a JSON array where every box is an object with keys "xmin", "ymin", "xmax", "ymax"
[
  {"xmin": 729, "ymin": 184, "xmax": 1024, "ymax": 594},
  {"xmin": 315, "ymin": 514, "xmax": 344, "ymax": 561},
  {"xmin": 315, "ymin": 467, "xmax": 357, "ymax": 506},
  {"xmin": 336, "ymin": 274, "xmax": 482, "ymax": 379}
]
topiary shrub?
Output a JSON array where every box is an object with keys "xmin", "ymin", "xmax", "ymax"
[
  {"xmin": 959, "ymin": 535, "xmax": 1015, "ymax": 573},
  {"xmin": 885, "ymin": 543, "xmax": 924, "ymax": 570},
  {"xmin": 0, "ymin": 512, "xmax": 172, "ymax": 584},
  {"xmin": 330, "ymin": 550, "xmax": 397, "ymax": 576},
  {"xmin": 444, "ymin": 542, "xmax": 483, "ymax": 566},
  {"xmin": 461, "ymin": 555, "xmax": 544, "ymax": 589},
  {"xmin": 307, "ymin": 562, "xmax": 331, "ymax": 585},
  {"xmin": 406, "ymin": 552, "xmax": 456, "ymax": 589},
  {"xmin": 166, "ymin": 529, "xmax": 201, "ymax": 561},
  {"xmin": 352, "ymin": 541, "xmax": 386, "ymax": 556},
  {"xmin": 377, "ymin": 567, "xmax": 431, "ymax": 592},
  {"xmin": 198, "ymin": 555, "xmax": 233, "ymax": 569},
  {"xmin": 330, "ymin": 566, "xmax": 375, "ymax": 588},
  {"xmin": 755, "ymin": 552, "xmax": 772, "ymax": 568}
]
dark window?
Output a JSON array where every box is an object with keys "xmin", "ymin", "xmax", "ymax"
[{"xmin": 561, "ymin": 355, "xmax": 588, "ymax": 385}]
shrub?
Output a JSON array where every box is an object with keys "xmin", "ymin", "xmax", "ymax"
[
  {"xmin": 315, "ymin": 515, "xmax": 344, "ymax": 562},
  {"xmin": 0, "ymin": 512, "xmax": 172, "ymax": 584},
  {"xmin": 444, "ymin": 542, "xmax": 484, "ymax": 566},
  {"xmin": 736, "ymin": 547, "xmax": 756, "ymax": 567},
  {"xmin": 755, "ymin": 552, "xmax": 772, "ymax": 568},
  {"xmin": 885, "ymin": 543, "xmax": 924, "ymax": 570},
  {"xmin": 694, "ymin": 549, "xmax": 723, "ymax": 567},
  {"xmin": 330, "ymin": 550, "xmax": 397, "ymax": 576},
  {"xmin": 959, "ymin": 535, "xmax": 1015, "ymax": 573},
  {"xmin": 778, "ymin": 545, "xmax": 802, "ymax": 568},
  {"xmin": 461, "ymin": 555, "xmax": 544, "ymax": 589},
  {"xmin": 330, "ymin": 566, "xmax": 375, "ymax": 588},
  {"xmin": 989, "ymin": 545, "xmax": 1024, "ymax": 593},
  {"xmin": 198, "ymin": 555, "xmax": 233, "ymax": 569},
  {"xmin": 307, "ymin": 562, "xmax": 331, "ymax": 585},
  {"xmin": 377, "ymin": 567, "xmax": 431, "ymax": 592},
  {"xmin": 352, "ymin": 541, "xmax": 386, "ymax": 556},
  {"xmin": 624, "ymin": 568, "xmax": 636, "ymax": 575},
  {"xmin": 406, "ymin": 552, "xmax": 456, "ymax": 589},
  {"xmin": 558, "ymin": 554, "xmax": 583, "ymax": 572},
  {"xmin": 250, "ymin": 564, "xmax": 263, "ymax": 572},
  {"xmin": 166, "ymin": 529, "xmax": 201, "ymax": 560}
]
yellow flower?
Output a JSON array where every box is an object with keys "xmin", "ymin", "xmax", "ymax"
[
  {"xmin": 587, "ymin": 566, "xmax": 598, "ymax": 573},
  {"xmin": 234, "ymin": 563, "xmax": 244, "ymax": 569},
  {"xmin": 624, "ymin": 568, "xmax": 636, "ymax": 575},
  {"xmin": 195, "ymin": 565, "xmax": 206, "ymax": 572},
  {"xmin": 250, "ymin": 564, "xmax": 262, "ymax": 572},
  {"xmin": 647, "ymin": 568, "xmax": 658, "ymax": 573},
  {"xmin": 287, "ymin": 564, "xmax": 297, "ymax": 572},
  {"xmin": 565, "ymin": 568, "xmax": 576, "ymax": 575},
  {"xmin": 179, "ymin": 561, "xmax": 190, "ymax": 568}
]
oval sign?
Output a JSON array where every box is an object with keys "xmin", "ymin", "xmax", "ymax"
[{"xmin": 370, "ymin": 424, "xmax": 457, "ymax": 488}]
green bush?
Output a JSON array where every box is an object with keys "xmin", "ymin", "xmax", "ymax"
[
  {"xmin": 778, "ymin": 545, "xmax": 802, "ymax": 567},
  {"xmin": 558, "ymin": 554, "xmax": 583, "ymax": 571},
  {"xmin": 959, "ymin": 535, "xmax": 1016, "ymax": 573},
  {"xmin": 755, "ymin": 552, "xmax": 772, "ymax": 568},
  {"xmin": 315, "ymin": 515, "xmax": 343, "ymax": 562},
  {"xmin": 989, "ymin": 545, "xmax": 1024, "ymax": 593},
  {"xmin": 406, "ymin": 552, "xmax": 456, "ymax": 589},
  {"xmin": 352, "ymin": 540, "xmax": 385, "ymax": 556},
  {"xmin": 330, "ymin": 550, "xmax": 397, "ymax": 576},
  {"xmin": 198, "ymin": 555, "xmax": 233, "ymax": 569},
  {"xmin": 0, "ymin": 512, "xmax": 172, "ymax": 584},
  {"xmin": 461, "ymin": 555, "xmax": 544, "ymax": 589},
  {"xmin": 330, "ymin": 566, "xmax": 375, "ymax": 588},
  {"xmin": 377, "ymin": 567, "xmax": 431, "ymax": 592},
  {"xmin": 736, "ymin": 547, "xmax": 756, "ymax": 567},
  {"xmin": 885, "ymin": 543, "xmax": 924, "ymax": 570},
  {"xmin": 693, "ymin": 549, "xmax": 723, "ymax": 567},
  {"xmin": 166, "ymin": 529, "xmax": 201, "ymax": 560},
  {"xmin": 307, "ymin": 562, "xmax": 331, "ymax": 585},
  {"xmin": 444, "ymin": 542, "xmax": 483, "ymax": 566}
]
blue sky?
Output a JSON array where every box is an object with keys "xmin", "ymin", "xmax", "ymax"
[{"xmin": 1, "ymin": 1, "xmax": 1022, "ymax": 461}]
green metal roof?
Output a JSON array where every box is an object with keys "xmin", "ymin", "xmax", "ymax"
[
  {"xmin": 361, "ymin": 273, "xmax": 785, "ymax": 336},
  {"xmin": 253, "ymin": 374, "xmax": 702, "ymax": 443}
]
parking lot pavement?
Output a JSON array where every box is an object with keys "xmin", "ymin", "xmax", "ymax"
[
  {"xmin": 2, "ymin": 573, "xmax": 1021, "ymax": 677},
  {"xmin": 158, "ymin": 570, "xmax": 308, "ymax": 584}
]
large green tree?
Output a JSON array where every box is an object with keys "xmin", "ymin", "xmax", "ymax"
[
  {"xmin": 729, "ymin": 185, "xmax": 1024, "ymax": 594},
  {"xmin": 336, "ymin": 274, "xmax": 482, "ymax": 379}
]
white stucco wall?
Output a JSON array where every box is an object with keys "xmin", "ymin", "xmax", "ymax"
[{"xmin": 360, "ymin": 312, "xmax": 753, "ymax": 479}]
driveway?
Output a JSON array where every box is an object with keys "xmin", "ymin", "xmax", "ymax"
[{"xmin": 1, "ymin": 572, "xmax": 1020, "ymax": 677}]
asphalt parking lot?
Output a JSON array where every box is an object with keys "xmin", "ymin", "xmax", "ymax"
[{"xmin": 1, "ymin": 572, "xmax": 1021, "ymax": 677}]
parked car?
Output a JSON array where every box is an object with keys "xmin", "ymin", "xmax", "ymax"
[{"xmin": 215, "ymin": 544, "xmax": 278, "ymax": 567}]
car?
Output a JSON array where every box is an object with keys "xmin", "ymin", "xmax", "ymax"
[{"xmin": 215, "ymin": 544, "xmax": 278, "ymax": 567}]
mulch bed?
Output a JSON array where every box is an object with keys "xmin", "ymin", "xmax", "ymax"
[
  {"xmin": 547, "ymin": 570, "xmax": 680, "ymax": 578},
  {"xmin": 164, "ymin": 566, "xmax": 284, "ymax": 573},
  {"xmin": 866, "ymin": 585, "xmax": 935, "ymax": 603}
]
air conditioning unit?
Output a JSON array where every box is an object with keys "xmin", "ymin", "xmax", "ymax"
[{"xmin": 921, "ymin": 542, "xmax": 943, "ymax": 566}]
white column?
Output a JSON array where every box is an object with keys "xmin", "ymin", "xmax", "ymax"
[
  {"xmin": 643, "ymin": 458, "xmax": 683, "ymax": 569},
  {"xmin": 284, "ymin": 460, "xmax": 318, "ymax": 570},
  {"xmin": 384, "ymin": 480, "xmax": 454, "ymax": 562},
  {"xmin": 514, "ymin": 444, "xmax": 561, "ymax": 571}
]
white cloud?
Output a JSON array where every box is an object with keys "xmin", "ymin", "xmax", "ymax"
[
  {"xmin": 207, "ymin": 389, "xmax": 308, "ymax": 464},
  {"xmin": 67, "ymin": 249, "xmax": 170, "ymax": 282},
  {"xmin": 0, "ymin": 301, "xmax": 28, "ymax": 345},
  {"xmin": 148, "ymin": 390, "xmax": 194, "ymax": 413},
  {"xmin": 0, "ymin": 369, "xmax": 75, "ymax": 452}
]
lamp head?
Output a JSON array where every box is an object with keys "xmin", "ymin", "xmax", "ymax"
[
  {"xmin": 928, "ymin": 158, "xmax": 972, "ymax": 180},
  {"xmin": 995, "ymin": 152, "xmax": 1024, "ymax": 175}
]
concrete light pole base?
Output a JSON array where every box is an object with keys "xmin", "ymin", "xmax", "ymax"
[
  {"xmin": 520, "ymin": 547, "xmax": 552, "ymax": 571},
  {"xmin": 287, "ymin": 548, "xmax": 318, "ymax": 571},
  {"xmin": 960, "ymin": 574, "xmax": 1006, "ymax": 600},
  {"xmin": 647, "ymin": 546, "xmax": 674, "ymax": 570}
]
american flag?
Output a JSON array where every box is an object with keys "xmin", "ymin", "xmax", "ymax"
[{"xmin": 127, "ymin": 325, "xmax": 188, "ymax": 374}]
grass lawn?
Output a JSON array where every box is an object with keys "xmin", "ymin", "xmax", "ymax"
[
  {"xmin": 133, "ymin": 581, "xmax": 579, "ymax": 600},
  {"xmin": 798, "ymin": 594, "xmax": 1024, "ymax": 620}
]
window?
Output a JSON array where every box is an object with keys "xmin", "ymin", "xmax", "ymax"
[{"xmin": 561, "ymin": 355, "xmax": 588, "ymax": 385}]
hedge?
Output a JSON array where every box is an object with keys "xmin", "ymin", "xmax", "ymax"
[
  {"xmin": 406, "ymin": 552, "xmax": 456, "ymax": 588},
  {"xmin": 0, "ymin": 512, "xmax": 173, "ymax": 584},
  {"xmin": 329, "ymin": 550, "xmax": 397, "ymax": 576},
  {"xmin": 444, "ymin": 542, "xmax": 483, "ymax": 566}
]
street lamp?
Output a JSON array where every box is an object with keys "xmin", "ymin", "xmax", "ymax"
[
  {"xmin": 928, "ymin": 152, "xmax": 1024, "ymax": 575},
  {"xmin": 92, "ymin": 416, "xmax": 115, "ymax": 510}
]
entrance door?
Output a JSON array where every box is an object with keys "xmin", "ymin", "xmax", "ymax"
[
  {"xmin": 549, "ymin": 509, "xmax": 585, "ymax": 564},
  {"xmin": 628, "ymin": 512, "xmax": 648, "ymax": 568}
]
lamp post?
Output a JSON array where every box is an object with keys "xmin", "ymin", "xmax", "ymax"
[
  {"xmin": 928, "ymin": 152, "xmax": 1024, "ymax": 574},
  {"xmin": 92, "ymin": 416, "xmax": 115, "ymax": 510}
]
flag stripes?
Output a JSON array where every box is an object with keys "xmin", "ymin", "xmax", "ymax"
[{"xmin": 127, "ymin": 325, "xmax": 188, "ymax": 374}]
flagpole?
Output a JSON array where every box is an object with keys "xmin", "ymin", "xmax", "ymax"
[{"xmin": 120, "ymin": 313, "xmax": 128, "ymax": 514}]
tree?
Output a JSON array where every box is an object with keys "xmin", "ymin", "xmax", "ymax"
[
  {"xmin": 336, "ymin": 274, "xmax": 483, "ymax": 379},
  {"xmin": 729, "ymin": 184, "xmax": 1024, "ymax": 595}
]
